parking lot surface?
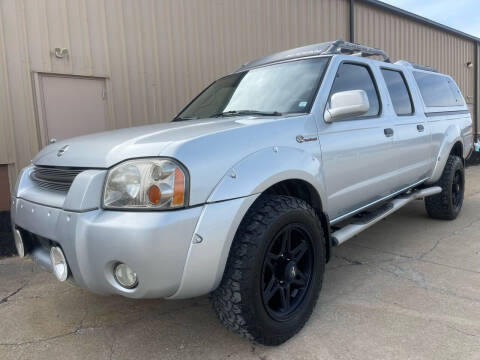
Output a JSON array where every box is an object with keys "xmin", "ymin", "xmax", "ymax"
[{"xmin": 1, "ymin": 166, "xmax": 480, "ymax": 360}]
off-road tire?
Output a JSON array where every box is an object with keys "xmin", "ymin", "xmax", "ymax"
[
  {"xmin": 210, "ymin": 195, "xmax": 325, "ymax": 346},
  {"xmin": 425, "ymin": 155, "xmax": 465, "ymax": 220}
]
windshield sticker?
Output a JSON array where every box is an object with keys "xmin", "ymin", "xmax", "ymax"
[{"xmin": 299, "ymin": 101, "xmax": 308, "ymax": 107}]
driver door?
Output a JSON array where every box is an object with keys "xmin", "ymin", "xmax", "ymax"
[{"xmin": 317, "ymin": 61, "xmax": 397, "ymax": 222}]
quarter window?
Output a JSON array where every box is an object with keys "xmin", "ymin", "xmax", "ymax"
[
  {"xmin": 381, "ymin": 69, "xmax": 413, "ymax": 115},
  {"xmin": 413, "ymin": 71, "xmax": 463, "ymax": 107},
  {"xmin": 328, "ymin": 63, "xmax": 380, "ymax": 118}
]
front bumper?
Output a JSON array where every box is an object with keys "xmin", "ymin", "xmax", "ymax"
[
  {"xmin": 12, "ymin": 165, "xmax": 259, "ymax": 299},
  {"xmin": 11, "ymin": 196, "xmax": 203, "ymax": 298}
]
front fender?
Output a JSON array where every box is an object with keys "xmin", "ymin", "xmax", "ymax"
[
  {"xmin": 171, "ymin": 147, "xmax": 327, "ymax": 299},
  {"xmin": 425, "ymin": 124, "xmax": 463, "ymax": 185},
  {"xmin": 207, "ymin": 146, "xmax": 326, "ymax": 206}
]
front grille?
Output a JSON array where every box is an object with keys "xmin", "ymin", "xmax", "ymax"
[{"xmin": 30, "ymin": 166, "xmax": 85, "ymax": 192}]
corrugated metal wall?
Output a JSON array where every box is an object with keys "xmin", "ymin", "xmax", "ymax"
[
  {"xmin": 354, "ymin": 2, "xmax": 476, "ymax": 104},
  {"xmin": 0, "ymin": 0, "xmax": 477, "ymax": 193},
  {"xmin": 0, "ymin": 0, "xmax": 349, "ymax": 186}
]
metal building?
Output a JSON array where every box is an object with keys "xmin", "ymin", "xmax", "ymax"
[{"xmin": 0, "ymin": 0, "xmax": 479, "ymax": 213}]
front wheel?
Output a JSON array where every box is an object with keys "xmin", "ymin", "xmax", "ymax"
[
  {"xmin": 425, "ymin": 155, "xmax": 465, "ymax": 220},
  {"xmin": 210, "ymin": 195, "xmax": 325, "ymax": 346}
]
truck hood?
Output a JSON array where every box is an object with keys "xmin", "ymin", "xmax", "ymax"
[
  {"xmin": 33, "ymin": 118, "xmax": 249, "ymax": 168},
  {"xmin": 33, "ymin": 114, "xmax": 313, "ymax": 205}
]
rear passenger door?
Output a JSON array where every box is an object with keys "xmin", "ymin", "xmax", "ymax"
[{"xmin": 380, "ymin": 68, "xmax": 433, "ymax": 191}]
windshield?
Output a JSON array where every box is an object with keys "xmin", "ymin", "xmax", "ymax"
[{"xmin": 175, "ymin": 57, "xmax": 329, "ymax": 120}]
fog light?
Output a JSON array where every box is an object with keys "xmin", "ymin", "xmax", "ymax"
[
  {"xmin": 114, "ymin": 263, "xmax": 138, "ymax": 289},
  {"xmin": 13, "ymin": 229, "xmax": 25, "ymax": 258},
  {"xmin": 50, "ymin": 246, "xmax": 69, "ymax": 282}
]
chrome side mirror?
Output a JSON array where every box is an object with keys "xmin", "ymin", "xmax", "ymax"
[{"xmin": 324, "ymin": 90, "xmax": 370, "ymax": 122}]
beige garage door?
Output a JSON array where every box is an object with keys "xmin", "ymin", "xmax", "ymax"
[{"xmin": 37, "ymin": 75, "xmax": 108, "ymax": 144}]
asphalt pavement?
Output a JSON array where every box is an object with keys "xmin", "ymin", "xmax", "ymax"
[{"xmin": 1, "ymin": 166, "xmax": 479, "ymax": 359}]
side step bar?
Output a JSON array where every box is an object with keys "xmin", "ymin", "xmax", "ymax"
[{"xmin": 331, "ymin": 186, "xmax": 442, "ymax": 246}]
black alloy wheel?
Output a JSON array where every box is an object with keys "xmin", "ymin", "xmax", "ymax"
[
  {"xmin": 211, "ymin": 195, "xmax": 325, "ymax": 346},
  {"xmin": 451, "ymin": 169, "xmax": 464, "ymax": 211},
  {"xmin": 261, "ymin": 224, "xmax": 314, "ymax": 321},
  {"xmin": 425, "ymin": 155, "xmax": 465, "ymax": 220}
]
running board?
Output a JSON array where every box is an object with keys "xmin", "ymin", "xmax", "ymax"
[{"xmin": 331, "ymin": 186, "xmax": 442, "ymax": 246}]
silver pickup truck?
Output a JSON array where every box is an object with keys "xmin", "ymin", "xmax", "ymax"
[{"xmin": 11, "ymin": 40, "xmax": 473, "ymax": 345}]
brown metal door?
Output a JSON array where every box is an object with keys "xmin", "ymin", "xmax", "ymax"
[{"xmin": 38, "ymin": 75, "xmax": 108, "ymax": 143}]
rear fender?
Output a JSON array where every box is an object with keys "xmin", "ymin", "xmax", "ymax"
[{"xmin": 426, "ymin": 124, "xmax": 463, "ymax": 185}]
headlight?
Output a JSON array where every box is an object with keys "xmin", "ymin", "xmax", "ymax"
[{"xmin": 103, "ymin": 158, "xmax": 188, "ymax": 210}]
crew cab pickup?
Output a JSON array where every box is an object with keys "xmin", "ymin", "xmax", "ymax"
[{"xmin": 11, "ymin": 40, "xmax": 473, "ymax": 345}]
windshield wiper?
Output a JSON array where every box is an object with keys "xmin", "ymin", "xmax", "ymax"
[
  {"xmin": 172, "ymin": 116, "xmax": 198, "ymax": 122},
  {"xmin": 212, "ymin": 110, "xmax": 283, "ymax": 117}
]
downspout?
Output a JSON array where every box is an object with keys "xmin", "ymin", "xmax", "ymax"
[
  {"xmin": 349, "ymin": 0, "xmax": 355, "ymax": 43},
  {"xmin": 475, "ymin": 41, "xmax": 478, "ymax": 142}
]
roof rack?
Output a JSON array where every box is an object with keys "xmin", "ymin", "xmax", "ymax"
[
  {"xmin": 324, "ymin": 40, "xmax": 390, "ymax": 62},
  {"xmin": 236, "ymin": 40, "xmax": 391, "ymax": 71},
  {"xmin": 394, "ymin": 60, "xmax": 438, "ymax": 72}
]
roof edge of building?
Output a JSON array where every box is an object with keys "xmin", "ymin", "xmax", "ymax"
[{"xmin": 358, "ymin": 0, "xmax": 480, "ymax": 43}]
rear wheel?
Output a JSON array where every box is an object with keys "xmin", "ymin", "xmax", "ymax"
[
  {"xmin": 425, "ymin": 155, "xmax": 464, "ymax": 220},
  {"xmin": 210, "ymin": 195, "xmax": 325, "ymax": 346}
]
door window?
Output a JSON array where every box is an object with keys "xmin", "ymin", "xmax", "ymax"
[
  {"xmin": 381, "ymin": 69, "xmax": 413, "ymax": 115},
  {"xmin": 328, "ymin": 63, "xmax": 380, "ymax": 118}
]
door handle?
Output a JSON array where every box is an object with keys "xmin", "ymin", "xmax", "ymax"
[
  {"xmin": 384, "ymin": 128, "xmax": 394, "ymax": 137},
  {"xmin": 417, "ymin": 124, "xmax": 425, "ymax": 132}
]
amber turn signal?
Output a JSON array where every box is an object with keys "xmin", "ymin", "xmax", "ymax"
[
  {"xmin": 172, "ymin": 168, "xmax": 185, "ymax": 206},
  {"xmin": 147, "ymin": 185, "xmax": 161, "ymax": 205}
]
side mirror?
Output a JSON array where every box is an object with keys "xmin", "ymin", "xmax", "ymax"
[{"xmin": 324, "ymin": 90, "xmax": 370, "ymax": 122}]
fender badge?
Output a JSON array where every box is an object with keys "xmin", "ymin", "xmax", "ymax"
[
  {"xmin": 296, "ymin": 135, "xmax": 318, "ymax": 143},
  {"xmin": 57, "ymin": 145, "xmax": 70, "ymax": 157}
]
